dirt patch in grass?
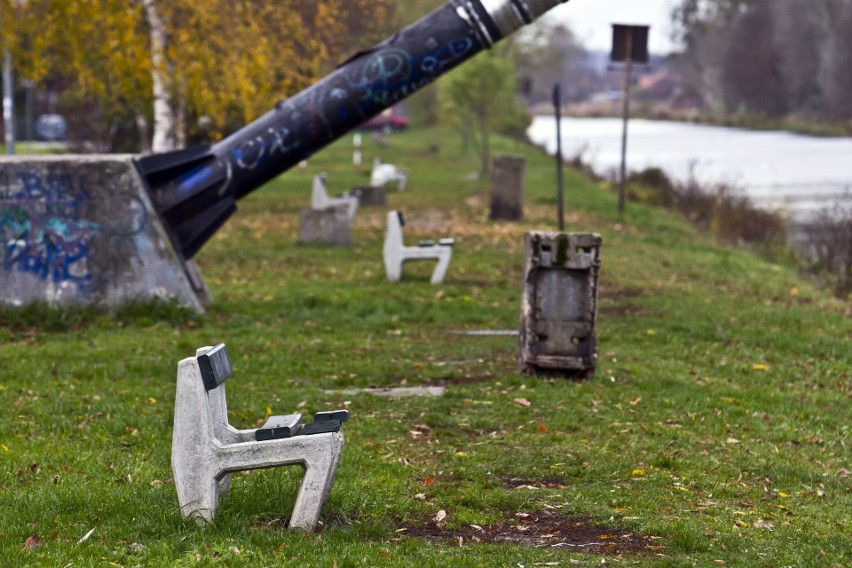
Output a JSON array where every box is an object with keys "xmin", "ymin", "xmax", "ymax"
[
  {"xmin": 598, "ymin": 285, "xmax": 657, "ymax": 319},
  {"xmin": 599, "ymin": 285, "xmax": 649, "ymax": 300},
  {"xmin": 400, "ymin": 510, "xmax": 661, "ymax": 554},
  {"xmin": 598, "ymin": 305, "xmax": 657, "ymax": 318}
]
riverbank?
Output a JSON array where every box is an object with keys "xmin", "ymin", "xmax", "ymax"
[
  {"xmin": 1, "ymin": 126, "xmax": 850, "ymax": 566},
  {"xmin": 528, "ymin": 116, "xmax": 852, "ymax": 222},
  {"xmin": 543, "ymin": 100, "xmax": 852, "ymax": 138},
  {"xmin": 527, "ymin": 115, "xmax": 852, "ymax": 298}
]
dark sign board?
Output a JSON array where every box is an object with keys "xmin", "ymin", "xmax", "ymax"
[{"xmin": 611, "ymin": 24, "xmax": 650, "ymax": 64}]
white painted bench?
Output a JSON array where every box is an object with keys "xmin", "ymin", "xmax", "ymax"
[
  {"xmin": 311, "ymin": 173, "xmax": 358, "ymax": 220},
  {"xmin": 171, "ymin": 344, "xmax": 347, "ymax": 530},
  {"xmin": 383, "ymin": 210, "xmax": 454, "ymax": 285},
  {"xmin": 370, "ymin": 158, "xmax": 409, "ymax": 191}
]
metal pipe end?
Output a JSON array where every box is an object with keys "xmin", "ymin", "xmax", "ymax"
[{"xmin": 478, "ymin": 0, "xmax": 570, "ymax": 38}]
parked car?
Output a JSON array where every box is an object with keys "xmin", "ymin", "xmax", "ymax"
[
  {"xmin": 358, "ymin": 108, "xmax": 409, "ymax": 133},
  {"xmin": 35, "ymin": 114, "xmax": 68, "ymax": 141}
]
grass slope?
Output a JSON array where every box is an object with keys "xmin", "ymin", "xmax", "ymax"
[{"xmin": 1, "ymin": 128, "xmax": 849, "ymax": 567}]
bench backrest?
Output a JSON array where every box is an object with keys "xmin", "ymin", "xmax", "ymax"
[
  {"xmin": 311, "ymin": 174, "xmax": 328, "ymax": 209},
  {"xmin": 385, "ymin": 210, "xmax": 405, "ymax": 250},
  {"xmin": 197, "ymin": 343, "xmax": 233, "ymax": 391}
]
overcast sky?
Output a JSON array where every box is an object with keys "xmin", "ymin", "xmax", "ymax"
[{"xmin": 544, "ymin": 0, "xmax": 680, "ymax": 54}]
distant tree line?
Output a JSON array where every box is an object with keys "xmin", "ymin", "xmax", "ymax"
[
  {"xmin": 672, "ymin": 0, "xmax": 852, "ymax": 120},
  {"xmin": 1, "ymin": 0, "xmax": 397, "ymax": 152}
]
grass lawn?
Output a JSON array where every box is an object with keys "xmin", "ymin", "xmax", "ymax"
[{"xmin": 1, "ymin": 127, "xmax": 849, "ymax": 567}]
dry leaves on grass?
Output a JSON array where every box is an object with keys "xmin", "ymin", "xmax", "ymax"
[
  {"xmin": 402, "ymin": 510, "xmax": 660, "ymax": 554},
  {"xmin": 24, "ymin": 535, "xmax": 42, "ymax": 550}
]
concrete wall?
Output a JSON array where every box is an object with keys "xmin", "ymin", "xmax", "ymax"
[{"xmin": 0, "ymin": 155, "xmax": 205, "ymax": 311}]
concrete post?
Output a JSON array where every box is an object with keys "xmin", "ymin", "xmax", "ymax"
[{"xmin": 490, "ymin": 155, "xmax": 525, "ymax": 220}]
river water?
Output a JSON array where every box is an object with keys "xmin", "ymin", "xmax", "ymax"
[{"xmin": 527, "ymin": 116, "xmax": 852, "ymax": 222}]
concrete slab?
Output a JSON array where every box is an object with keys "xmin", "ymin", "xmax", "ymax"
[
  {"xmin": 0, "ymin": 155, "xmax": 205, "ymax": 311},
  {"xmin": 327, "ymin": 386, "xmax": 446, "ymax": 398}
]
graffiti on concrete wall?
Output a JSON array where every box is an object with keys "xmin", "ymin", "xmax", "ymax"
[{"xmin": 0, "ymin": 170, "xmax": 148, "ymax": 295}]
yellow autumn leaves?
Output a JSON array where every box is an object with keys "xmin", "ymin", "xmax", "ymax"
[{"xmin": 2, "ymin": 0, "xmax": 398, "ymax": 140}]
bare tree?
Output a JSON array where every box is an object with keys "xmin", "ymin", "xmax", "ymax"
[{"xmin": 142, "ymin": 0, "xmax": 177, "ymax": 152}]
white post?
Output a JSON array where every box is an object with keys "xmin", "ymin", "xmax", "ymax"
[
  {"xmin": 353, "ymin": 133, "xmax": 362, "ymax": 169},
  {"xmin": 3, "ymin": 48, "xmax": 14, "ymax": 154}
]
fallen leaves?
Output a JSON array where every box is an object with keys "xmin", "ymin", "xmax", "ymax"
[
  {"xmin": 514, "ymin": 398, "xmax": 531, "ymax": 407},
  {"xmin": 24, "ymin": 535, "xmax": 42, "ymax": 550},
  {"xmin": 433, "ymin": 510, "xmax": 447, "ymax": 524},
  {"xmin": 409, "ymin": 425, "xmax": 431, "ymax": 441}
]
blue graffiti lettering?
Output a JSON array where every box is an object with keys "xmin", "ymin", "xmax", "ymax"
[{"xmin": 0, "ymin": 171, "xmax": 141, "ymax": 295}]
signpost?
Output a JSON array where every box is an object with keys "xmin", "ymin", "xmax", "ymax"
[
  {"xmin": 610, "ymin": 24, "xmax": 650, "ymax": 214},
  {"xmin": 553, "ymin": 83, "xmax": 565, "ymax": 231}
]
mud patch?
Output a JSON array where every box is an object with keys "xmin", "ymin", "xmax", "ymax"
[
  {"xmin": 598, "ymin": 304, "xmax": 657, "ymax": 318},
  {"xmin": 599, "ymin": 285, "xmax": 648, "ymax": 300},
  {"xmin": 400, "ymin": 510, "xmax": 661, "ymax": 554}
]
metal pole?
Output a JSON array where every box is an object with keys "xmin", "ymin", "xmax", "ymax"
[
  {"xmin": 553, "ymin": 83, "xmax": 565, "ymax": 231},
  {"xmin": 618, "ymin": 28, "xmax": 634, "ymax": 215},
  {"xmin": 23, "ymin": 79, "xmax": 34, "ymax": 142},
  {"xmin": 3, "ymin": 48, "xmax": 14, "ymax": 154}
]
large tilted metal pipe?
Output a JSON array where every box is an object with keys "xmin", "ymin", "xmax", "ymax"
[{"xmin": 136, "ymin": 0, "xmax": 571, "ymax": 259}]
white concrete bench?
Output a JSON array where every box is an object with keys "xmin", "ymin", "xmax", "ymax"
[
  {"xmin": 383, "ymin": 210, "xmax": 454, "ymax": 285},
  {"xmin": 311, "ymin": 173, "xmax": 358, "ymax": 220},
  {"xmin": 370, "ymin": 158, "xmax": 409, "ymax": 191},
  {"xmin": 171, "ymin": 344, "xmax": 347, "ymax": 530}
]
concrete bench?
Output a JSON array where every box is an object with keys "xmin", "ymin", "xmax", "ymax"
[
  {"xmin": 370, "ymin": 158, "xmax": 409, "ymax": 191},
  {"xmin": 171, "ymin": 343, "xmax": 347, "ymax": 530},
  {"xmin": 383, "ymin": 211, "xmax": 454, "ymax": 285},
  {"xmin": 311, "ymin": 173, "xmax": 358, "ymax": 220}
]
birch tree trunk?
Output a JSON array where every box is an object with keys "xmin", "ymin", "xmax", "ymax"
[{"xmin": 142, "ymin": 0, "xmax": 177, "ymax": 152}]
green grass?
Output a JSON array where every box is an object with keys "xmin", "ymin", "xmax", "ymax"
[
  {"xmin": 1, "ymin": 127, "xmax": 849, "ymax": 567},
  {"xmin": 11, "ymin": 142, "xmax": 71, "ymax": 155}
]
